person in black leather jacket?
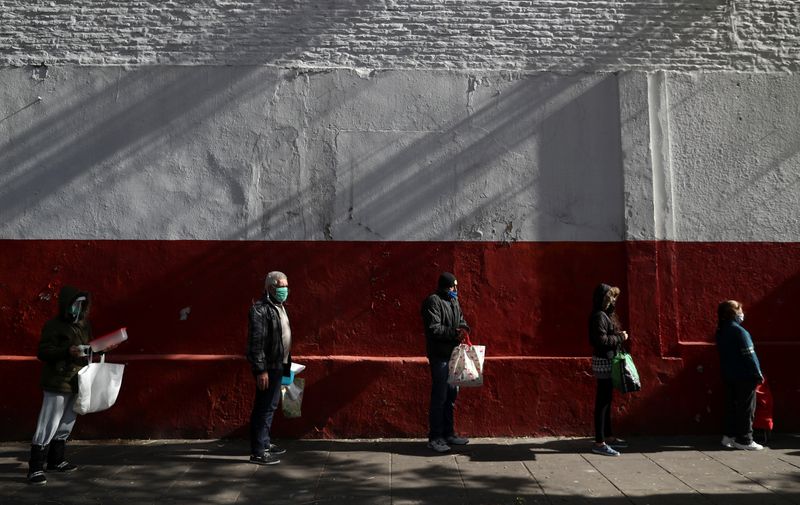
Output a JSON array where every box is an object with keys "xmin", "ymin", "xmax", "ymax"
[
  {"xmin": 589, "ymin": 283, "xmax": 629, "ymax": 456},
  {"xmin": 421, "ymin": 272, "xmax": 470, "ymax": 453},
  {"xmin": 247, "ymin": 271, "xmax": 292, "ymax": 465}
]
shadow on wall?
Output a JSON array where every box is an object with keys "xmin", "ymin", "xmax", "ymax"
[
  {"xmin": 228, "ymin": 72, "xmax": 625, "ymax": 243},
  {"xmin": 0, "ymin": 67, "xmax": 264, "ymax": 228},
  {"xmin": 0, "ymin": 0, "xmax": 382, "ymax": 232},
  {"xmin": 155, "ymin": 0, "xmax": 398, "ymax": 66}
]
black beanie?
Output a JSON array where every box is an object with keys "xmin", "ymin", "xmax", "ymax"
[{"xmin": 438, "ymin": 272, "xmax": 457, "ymax": 291}]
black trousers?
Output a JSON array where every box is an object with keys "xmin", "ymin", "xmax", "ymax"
[
  {"xmin": 594, "ymin": 378, "xmax": 613, "ymax": 443},
  {"xmin": 723, "ymin": 380, "xmax": 757, "ymax": 444}
]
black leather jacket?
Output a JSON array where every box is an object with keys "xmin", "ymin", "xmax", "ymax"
[{"xmin": 246, "ymin": 295, "xmax": 291, "ymax": 375}]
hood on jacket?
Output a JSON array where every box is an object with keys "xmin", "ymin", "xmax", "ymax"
[
  {"xmin": 592, "ymin": 283, "xmax": 612, "ymax": 312},
  {"xmin": 58, "ymin": 285, "xmax": 90, "ymax": 322}
]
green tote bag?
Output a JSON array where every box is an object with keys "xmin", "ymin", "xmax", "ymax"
[{"xmin": 612, "ymin": 352, "xmax": 641, "ymax": 393}]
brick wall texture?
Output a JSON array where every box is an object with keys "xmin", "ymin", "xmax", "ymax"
[{"xmin": 1, "ymin": 1, "xmax": 798, "ymax": 70}]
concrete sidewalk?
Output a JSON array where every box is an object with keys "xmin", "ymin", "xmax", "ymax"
[{"xmin": 2, "ymin": 436, "xmax": 800, "ymax": 505}]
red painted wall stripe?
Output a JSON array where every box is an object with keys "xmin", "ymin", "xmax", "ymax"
[{"xmin": 2, "ymin": 239, "xmax": 798, "ymax": 439}]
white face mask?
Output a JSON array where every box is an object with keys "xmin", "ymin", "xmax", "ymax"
[{"xmin": 735, "ymin": 313, "xmax": 745, "ymax": 323}]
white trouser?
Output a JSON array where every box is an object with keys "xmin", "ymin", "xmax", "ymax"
[{"xmin": 32, "ymin": 391, "xmax": 77, "ymax": 446}]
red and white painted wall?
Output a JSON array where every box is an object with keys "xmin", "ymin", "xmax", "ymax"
[{"xmin": 1, "ymin": 2, "xmax": 799, "ymax": 440}]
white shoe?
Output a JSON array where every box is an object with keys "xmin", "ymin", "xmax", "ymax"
[
  {"xmin": 721, "ymin": 436, "xmax": 735, "ymax": 448},
  {"xmin": 732, "ymin": 440, "xmax": 764, "ymax": 451},
  {"xmin": 427, "ymin": 439, "xmax": 451, "ymax": 453}
]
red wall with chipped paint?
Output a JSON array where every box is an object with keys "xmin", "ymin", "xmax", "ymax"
[{"xmin": 1, "ymin": 240, "xmax": 798, "ymax": 440}]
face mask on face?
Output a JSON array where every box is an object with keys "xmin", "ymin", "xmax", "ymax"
[
  {"xmin": 273, "ymin": 287, "xmax": 289, "ymax": 303},
  {"xmin": 447, "ymin": 290, "xmax": 458, "ymax": 300},
  {"xmin": 735, "ymin": 313, "xmax": 745, "ymax": 323},
  {"xmin": 69, "ymin": 298, "xmax": 85, "ymax": 322},
  {"xmin": 605, "ymin": 302, "xmax": 616, "ymax": 314}
]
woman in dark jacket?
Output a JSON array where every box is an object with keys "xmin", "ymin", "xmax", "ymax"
[
  {"xmin": 589, "ymin": 283, "xmax": 628, "ymax": 456},
  {"xmin": 28, "ymin": 286, "xmax": 92, "ymax": 485},
  {"xmin": 716, "ymin": 300, "xmax": 764, "ymax": 451}
]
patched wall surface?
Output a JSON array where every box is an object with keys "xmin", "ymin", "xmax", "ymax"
[{"xmin": 0, "ymin": 68, "xmax": 627, "ymax": 241}]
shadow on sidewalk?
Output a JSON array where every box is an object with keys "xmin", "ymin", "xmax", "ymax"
[
  {"xmin": 4, "ymin": 434, "xmax": 799, "ymax": 466},
  {"xmin": 3, "ymin": 436, "xmax": 800, "ymax": 505}
]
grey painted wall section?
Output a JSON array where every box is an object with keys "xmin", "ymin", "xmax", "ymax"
[
  {"xmin": 667, "ymin": 73, "xmax": 800, "ymax": 242},
  {"xmin": 0, "ymin": 67, "xmax": 625, "ymax": 241},
  {"xmin": 616, "ymin": 71, "xmax": 800, "ymax": 243},
  {"xmin": 1, "ymin": 67, "xmax": 798, "ymax": 242}
]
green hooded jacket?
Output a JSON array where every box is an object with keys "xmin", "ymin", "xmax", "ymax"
[{"xmin": 38, "ymin": 286, "xmax": 93, "ymax": 394}]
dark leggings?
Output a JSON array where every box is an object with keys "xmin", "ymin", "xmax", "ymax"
[{"xmin": 594, "ymin": 378, "xmax": 613, "ymax": 443}]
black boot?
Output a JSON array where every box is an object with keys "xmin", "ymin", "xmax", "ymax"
[
  {"xmin": 27, "ymin": 445, "xmax": 47, "ymax": 485},
  {"xmin": 47, "ymin": 439, "xmax": 78, "ymax": 473}
]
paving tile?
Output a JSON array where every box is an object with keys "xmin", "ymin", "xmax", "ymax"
[
  {"xmin": 704, "ymin": 448, "xmax": 800, "ymax": 504},
  {"xmin": 646, "ymin": 449, "xmax": 791, "ymax": 503},
  {"xmin": 584, "ymin": 452, "xmax": 710, "ymax": 504},
  {"xmin": 313, "ymin": 447, "xmax": 391, "ymax": 504},
  {"xmin": 2, "ymin": 437, "xmax": 800, "ymax": 504},
  {"xmin": 524, "ymin": 453, "xmax": 627, "ymax": 503},
  {"xmin": 391, "ymin": 450, "xmax": 465, "ymax": 504}
]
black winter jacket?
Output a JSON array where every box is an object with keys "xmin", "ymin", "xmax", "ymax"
[
  {"xmin": 246, "ymin": 295, "xmax": 292, "ymax": 376},
  {"xmin": 588, "ymin": 283, "xmax": 623, "ymax": 359},
  {"xmin": 421, "ymin": 292, "xmax": 469, "ymax": 360},
  {"xmin": 38, "ymin": 286, "xmax": 92, "ymax": 394}
]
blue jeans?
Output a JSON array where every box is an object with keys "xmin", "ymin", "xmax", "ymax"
[
  {"xmin": 428, "ymin": 359, "xmax": 458, "ymax": 441},
  {"xmin": 250, "ymin": 369, "xmax": 282, "ymax": 456}
]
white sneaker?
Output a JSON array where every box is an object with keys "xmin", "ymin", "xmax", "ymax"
[
  {"xmin": 732, "ymin": 440, "xmax": 764, "ymax": 451},
  {"xmin": 427, "ymin": 439, "xmax": 451, "ymax": 453},
  {"xmin": 721, "ymin": 436, "xmax": 735, "ymax": 448}
]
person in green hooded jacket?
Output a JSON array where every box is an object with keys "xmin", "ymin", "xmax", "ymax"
[{"xmin": 27, "ymin": 285, "xmax": 93, "ymax": 485}]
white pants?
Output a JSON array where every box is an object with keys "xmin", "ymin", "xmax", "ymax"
[{"xmin": 32, "ymin": 391, "xmax": 77, "ymax": 446}]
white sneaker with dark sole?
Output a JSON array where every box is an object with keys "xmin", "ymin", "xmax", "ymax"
[
  {"xmin": 268, "ymin": 444, "xmax": 286, "ymax": 455},
  {"xmin": 250, "ymin": 452, "xmax": 281, "ymax": 465}
]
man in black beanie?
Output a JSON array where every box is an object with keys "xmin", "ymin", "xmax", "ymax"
[{"xmin": 421, "ymin": 272, "xmax": 471, "ymax": 452}]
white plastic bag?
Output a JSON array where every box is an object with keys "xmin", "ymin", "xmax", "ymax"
[
  {"xmin": 447, "ymin": 340, "xmax": 486, "ymax": 387},
  {"xmin": 73, "ymin": 354, "xmax": 125, "ymax": 415},
  {"xmin": 281, "ymin": 377, "xmax": 305, "ymax": 418}
]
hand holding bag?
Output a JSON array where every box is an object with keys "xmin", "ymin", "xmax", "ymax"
[
  {"xmin": 447, "ymin": 336, "xmax": 486, "ymax": 387},
  {"xmin": 73, "ymin": 353, "xmax": 125, "ymax": 415}
]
